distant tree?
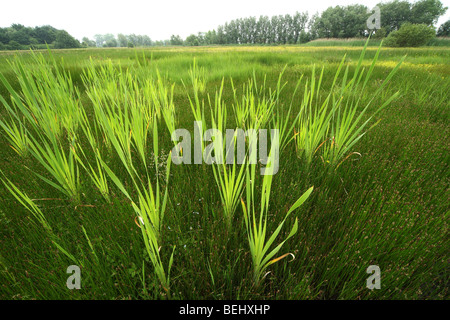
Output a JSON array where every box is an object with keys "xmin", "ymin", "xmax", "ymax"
[
  {"xmin": 384, "ymin": 23, "xmax": 436, "ymax": 46},
  {"xmin": 94, "ymin": 34, "xmax": 104, "ymax": 47},
  {"xmin": 377, "ymin": 0, "xmax": 446, "ymax": 35},
  {"xmin": 185, "ymin": 34, "xmax": 200, "ymax": 46},
  {"xmin": 81, "ymin": 37, "xmax": 96, "ymax": 47},
  {"xmin": 216, "ymin": 25, "xmax": 226, "ymax": 44},
  {"xmin": 0, "ymin": 24, "xmax": 79, "ymax": 50},
  {"xmin": 9, "ymin": 28, "xmax": 30, "ymax": 45},
  {"xmin": 372, "ymin": 27, "xmax": 387, "ymax": 39},
  {"xmin": 197, "ymin": 32, "xmax": 205, "ymax": 45},
  {"xmin": 437, "ymin": 19, "xmax": 450, "ymax": 36},
  {"xmin": 170, "ymin": 34, "xmax": 183, "ymax": 45},
  {"xmin": 54, "ymin": 30, "xmax": 80, "ymax": 49},
  {"xmin": 8, "ymin": 40, "xmax": 21, "ymax": 50},
  {"xmin": 292, "ymin": 12, "xmax": 309, "ymax": 43},
  {"xmin": 94, "ymin": 34, "xmax": 115, "ymax": 47},
  {"xmin": 127, "ymin": 34, "xmax": 138, "ymax": 47},
  {"xmin": 308, "ymin": 13, "xmax": 320, "ymax": 40},
  {"xmin": 103, "ymin": 38, "xmax": 118, "ymax": 47},
  {"xmin": 204, "ymin": 30, "xmax": 217, "ymax": 45},
  {"xmin": 10, "ymin": 24, "xmax": 25, "ymax": 31},
  {"xmin": 117, "ymin": 33, "xmax": 128, "ymax": 47},
  {"xmin": 410, "ymin": 0, "xmax": 447, "ymax": 26},
  {"xmin": 376, "ymin": 0, "xmax": 412, "ymax": 34},
  {"xmin": 34, "ymin": 25, "xmax": 58, "ymax": 44},
  {"xmin": 343, "ymin": 5, "xmax": 369, "ymax": 37},
  {"xmin": 299, "ymin": 29, "xmax": 311, "ymax": 43},
  {"xmin": 0, "ymin": 28, "xmax": 9, "ymax": 44},
  {"xmin": 312, "ymin": 5, "xmax": 370, "ymax": 38},
  {"xmin": 141, "ymin": 35, "xmax": 153, "ymax": 46},
  {"xmin": 255, "ymin": 15, "xmax": 270, "ymax": 44}
]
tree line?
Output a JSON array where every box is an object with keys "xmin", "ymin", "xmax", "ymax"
[
  {"xmin": 177, "ymin": 0, "xmax": 447, "ymax": 46},
  {"xmin": 0, "ymin": 0, "xmax": 448, "ymax": 50},
  {"xmin": 0, "ymin": 24, "xmax": 80, "ymax": 50}
]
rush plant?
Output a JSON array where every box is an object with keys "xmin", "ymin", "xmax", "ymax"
[{"xmin": 241, "ymin": 149, "xmax": 314, "ymax": 285}]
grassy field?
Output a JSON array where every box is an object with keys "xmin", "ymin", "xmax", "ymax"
[{"xmin": 0, "ymin": 43, "xmax": 448, "ymax": 300}]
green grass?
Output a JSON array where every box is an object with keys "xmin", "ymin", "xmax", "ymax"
[
  {"xmin": 0, "ymin": 43, "xmax": 448, "ymax": 300},
  {"xmin": 301, "ymin": 38, "xmax": 383, "ymax": 47}
]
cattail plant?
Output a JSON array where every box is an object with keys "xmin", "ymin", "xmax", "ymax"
[
  {"xmin": 4, "ymin": 50, "xmax": 81, "ymax": 140},
  {"xmin": 231, "ymin": 69, "xmax": 286, "ymax": 132},
  {"xmin": 241, "ymin": 148, "xmax": 313, "ymax": 286},
  {"xmin": 294, "ymin": 40, "xmax": 404, "ymax": 167},
  {"xmin": 0, "ymin": 52, "xmax": 82, "ymax": 202},
  {"xmin": 321, "ymin": 42, "xmax": 404, "ymax": 168}
]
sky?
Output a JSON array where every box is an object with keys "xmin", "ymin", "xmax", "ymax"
[{"xmin": 1, "ymin": 0, "xmax": 449, "ymax": 41}]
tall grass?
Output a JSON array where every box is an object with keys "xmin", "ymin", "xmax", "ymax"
[
  {"xmin": 294, "ymin": 41, "xmax": 404, "ymax": 167},
  {"xmin": 0, "ymin": 51, "xmax": 82, "ymax": 201},
  {"xmin": 241, "ymin": 148, "xmax": 313, "ymax": 285},
  {"xmin": 0, "ymin": 41, "xmax": 443, "ymax": 300},
  {"xmin": 82, "ymin": 60, "xmax": 177, "ymax": 294}
]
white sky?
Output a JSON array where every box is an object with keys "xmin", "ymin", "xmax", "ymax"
[{"xmin": 1, "ymin": 0, "xmax": 449, "ymax": 41}]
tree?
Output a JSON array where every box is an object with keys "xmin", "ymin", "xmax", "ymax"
[
  {"xmin": 308, "ymin": 13, "xmax": 320, "ymax": 40},
  {"xmin": 0, "ymin": 24, "xmax": 79, "ymax": 50},
  {"xmin": 141, "ymin": 35, "xmax": 153, "ymax": 46},
  {"xmin": 81, "ymin": 37, "xmax": 96, "ymax": 47},
  {"xmin": 8, "ymin": 40, "xmax": 21, "ymax": 50},
  {"xmin": 342, "ymin": 5, "xmax": 369, "ymax": 37},
  {"xmin": 94, "ymin": 34, "xmax": 105, "ymax": 47},
  {"xmin": 185, "ymin": 34, "xmax": 200, "ymax": 46},
  {"xmin": 377, "ymin": 0, "xmax": 412, "ymax": 34},
  {"xmin": 292, "ymin": 12, "xmax": 308, "ymax": 43},
  {"xmin": 384, "ymin": 23, "xmax": 436, "ymax": 46},
  {"xmin": 311, "ymin": 5, "xmax": 370, "ymax": 38},
  {"xmin": 94, "ymin": 34, "xmax": 114, "ymax": 47},
  {"xmin": 9, "ymin": 29, "xmax": 30, "ymax": 45},
  {"xmin": 117, "ymin": 33, "xmax": 128, "ymax": 47},
  {"xmin": 170, "ymin": 35, "xmax": 183, "ymax": 45},
  {"xmin": 10, "ymin": 24, "xmax": 25, "ymax": 31},
  {"xmin": 204, "ymin": 30, "xmax": 217, "ymax": 45},
  {"xmin": 54, "ymin": 30, "xmax": 80, "ymax": 49},
  {"xmin": 0, "ymin": 28, "xmax": 9, "ymax": 44},
  {"xmin": 34, "ymin": 25, "xmax": 58, "ymax": 44},
  {"xmin": 410, "ymin": 0, "xmax": 447, "ymax": 26},
  {"xmin": 103, "ymin": 38, "xmax": 118, "ymax": 47},
  {"xmin": 216, "ymin": 25, "xmax": 226, "ymax": 44},
  {"xmin": 437, "ymin": 20, "xmax": 450, "ymax": 36},
  {"xmin": 315, "ymin": 6, "xmax": 345, "ymax": 38}
]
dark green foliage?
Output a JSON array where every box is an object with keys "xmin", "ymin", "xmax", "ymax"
[
  {"xmin": 0, "ymin": 24, "xmax": 79, "ymax": 50},
  {"xmin": 33, "ymin": 25, "xmax": 59, "ymax": 44},
  {"xmin": 437, "ymin": 20, "xmax": 450, "ymax": 36},
  {"xmin": 103, "ymin": 38, "xmax": 118, "ymax": 48},
  {"xmin": 184, "ymin": 34, "xmax": 200, "ymax": 46},
  {"xmin": 377, "ymin": 0, "xmax": 447, "ymax": 35},
  {"xmin": 54, "ymin": 30, "xmax": 81, "ymax": 49},
  {"xmin": 384, "ymin": 23, "xmax": 436, "ymax": 46},
  {"xmin": 7, "ymin": 40, "xmax": 21, "ymax": 50},
  {"xmin": 81, "ymin": 37, "xmax": 96, "ymax": 47},
  {"xmin": 372, "ymin": 27, "xmax": 387, "ymax": 39},
  {"xmin": 170, "ymin": 35, "xmax": 184, "ymax": 46},
  {"xmin": 377, "ymin": 0, "xmax": 412, "ymax": 34},
  {"xmin": 410, "ymin": 0, "xmax": 448, "ymax": 26},
  {"xmin": 185, "ymin": 0, "xmax": 447, "ymax": 45},
  {"xmin": 310, "ymin": 5, "xmax": 369, "ymax": 38}
]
